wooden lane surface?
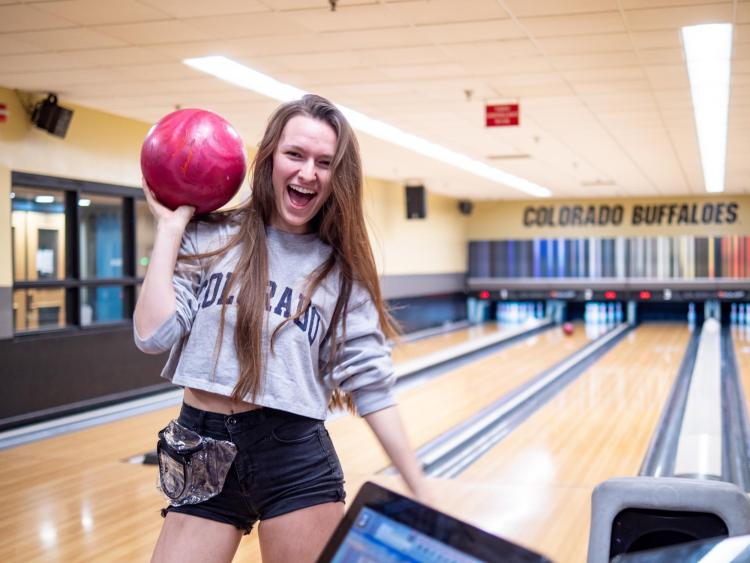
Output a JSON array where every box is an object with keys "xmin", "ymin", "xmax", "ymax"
[
  {"xmin": 0, "ymin": 324, "xmax": 589, "ymax": 561},
  {"xmin": 390, "ymin": 323, "xmax": 504, "ymax": 364},
  {"xmin": 328, "ymin": 325, "xmax": 592, "ymax": 477},
  {"xmin": 0, "ymin": 323, "xmax": 506, "ymax": 561},
  {"xmin": 733, "ymin": 326, "xmax": 750, "ymax": 410},
  {"xmin": 455, "ymin": 323, "xmax": 691, "ymax": 562}
]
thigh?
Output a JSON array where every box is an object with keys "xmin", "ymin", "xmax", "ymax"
[
  {"xmin": 257, "ymin": 502, "xmax": 345, "ymax": 563},
  {"xmin": 151, "ymin": 512, "xmax": 242, "ymax": 563}
]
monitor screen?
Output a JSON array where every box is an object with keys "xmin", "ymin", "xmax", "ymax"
[
  {"xmin": 317, "ymin": 481, "xmax": 551, "ymax": 563},
  {"xmin": 331, "ymin": 506, "xmax": 484, "ymax": 563}
]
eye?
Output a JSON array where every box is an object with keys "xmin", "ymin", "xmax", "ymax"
[
  {"xmin": 286, "ymin": 150, "xmax": 302, "ymax": 158},
  {"xmin": 318, "ymin": 160, "xmax": 331, "ymax": 169}
]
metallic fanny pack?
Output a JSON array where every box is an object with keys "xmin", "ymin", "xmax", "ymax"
[{"xmin": 157, "ymin": 419, "xmax": 238, "ymax": 507}]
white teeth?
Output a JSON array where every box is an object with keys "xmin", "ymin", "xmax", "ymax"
[{"xmin": 289, "ymin": 184, "xmax": 316, "ymax": 195}]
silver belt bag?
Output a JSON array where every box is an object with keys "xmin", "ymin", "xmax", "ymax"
[{"xmin": 157, "ymin": 419, "xmax": 238, "ymax": 507}]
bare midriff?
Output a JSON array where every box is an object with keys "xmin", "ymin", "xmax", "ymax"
[{"xmin": 184, "ymin": 387, "xmax": 261, "ymax": 415}]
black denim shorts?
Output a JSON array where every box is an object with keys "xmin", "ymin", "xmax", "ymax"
[{"xmin": 161, "ymin": 402, "xmax": 345, "ymax": 534}]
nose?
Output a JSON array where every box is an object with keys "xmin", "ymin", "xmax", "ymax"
[{"xmin": 298, "ymin": 158, "xmax": 316, "ymax": 182}]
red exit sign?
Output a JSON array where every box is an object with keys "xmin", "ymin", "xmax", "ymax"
[{"xmin": 485, "ymin": 103, "xmax": 519, "ymax": 127}]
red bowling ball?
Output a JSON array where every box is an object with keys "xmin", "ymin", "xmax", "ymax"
[
  {"xmin": 562, "ymin": 322, "xmax": 575, "ymax": 336},
  {"xmin": 140, "ymin": 108, "xmax": 247, "ymax": 215}
]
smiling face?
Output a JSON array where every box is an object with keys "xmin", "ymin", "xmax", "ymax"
[{"xmin": 269, "ymin": 114, "xmax": 337, "ymax": 234}]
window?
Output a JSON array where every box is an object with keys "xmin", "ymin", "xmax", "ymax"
[{"xmin": 11, "ymin": 173, "xmax": 151, "ymax": 335}]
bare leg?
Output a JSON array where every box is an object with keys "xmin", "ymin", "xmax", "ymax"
[
  {"xmin": 258, "ymin": 502, "xmax": 345, "ymax": 563},
  {"xmin": 151, "ymin": 512, "xmax": 243, "ymax": 563}
]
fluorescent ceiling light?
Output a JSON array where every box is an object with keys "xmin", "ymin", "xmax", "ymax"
[
  {"xmin": 35, "ymin": 195, "xmax": 55, "ymax": 203},
  {"xmin": 681, "ymin": 23, "xmax": 733, "ymax": 193},
  {"xmin": 78, "ymin": 199, "xmax": 91, "ymax": 207},
  {"xmin": 184, "ymin": 56, "xmax": 551, "ymax": 198}
]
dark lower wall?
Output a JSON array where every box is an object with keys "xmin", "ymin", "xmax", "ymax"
[
  {"xmin": 0, "ymin": 327, "xmax": 170, "ymax": 430},
  {"xmin": 1, "ymin": 273, "xmax": 470, "ymax": 428},
  {"xmin": 0, "ymin": 286, "xmax": 11, "ymax": 340},
  {"xmin": 388, "ymin": 293, "xmax": 467, "ymax": 334}
]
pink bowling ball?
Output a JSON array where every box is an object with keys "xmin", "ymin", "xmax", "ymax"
[{"xmin": 140, "ymin": 108, "xmax": 247, "ymax": 215}]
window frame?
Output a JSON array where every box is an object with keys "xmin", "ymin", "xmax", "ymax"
[{"xmin": 11, "ymin": 171, "xmax": 144, "ymax": 337}]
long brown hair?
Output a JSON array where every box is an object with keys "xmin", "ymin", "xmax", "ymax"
[{"xmin": 191, "ymin": 94, "xmax": 397, "ymax": 409}]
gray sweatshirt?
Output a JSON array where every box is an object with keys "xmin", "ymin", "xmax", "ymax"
[{"xmin": 134, "ymin": 219, "xmax": 396, "ymax": 420}]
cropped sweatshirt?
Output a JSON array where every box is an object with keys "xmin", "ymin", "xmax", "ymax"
[{"xmin": 134, "ymin": 219, "xmax": 396, "ymax": 420}]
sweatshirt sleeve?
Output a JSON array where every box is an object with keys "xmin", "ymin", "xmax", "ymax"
[
  {"xmin": 133, "ymin": 223, "xmax": 204, "ymax": 354},
  {"xmin": 321, "ymin": 283, "xmax": 396, "ymax": 416}
]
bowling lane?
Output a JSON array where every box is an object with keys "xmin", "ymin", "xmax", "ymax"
[
  {"xmin": 733, "ymin": 326, "xmax": 750, "ymax": 408},
  {"xmin": 455, "ymin": 323, "xmax": 690, "ymax": 562},
  {"xmin": 391, "ymin": 322, "xmax": 505, "ymax": 365},
  {"xmin": 0, "ymin": 322, "xmax": 577, "ymax": 562},
  {"xmin": 329, "ymin": 323, "xmax": 595, "ymax": 476}
]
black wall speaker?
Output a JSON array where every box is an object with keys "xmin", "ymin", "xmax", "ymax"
[
  {"xmin": 458, "ymin": 200, "xmax": 473, "ymax": 216},
  {"xmin": 405, "ymin": 185, "xmax": 426, "ymax": 219},
  {"xmin": 32, "ymin": 94, "xmax": 74, "ymax": 138}
]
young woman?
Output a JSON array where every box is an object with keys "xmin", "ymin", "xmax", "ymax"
[{"xmin": 134, "ymin": 94, "xmax": 428, "ymax": 563}]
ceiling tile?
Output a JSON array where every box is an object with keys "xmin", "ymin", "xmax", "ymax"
[
  {"xmin": 502, "ymin": 0, "xmax": 618, "ymax": 17},
  {"xmin": 551, "ymin": 51, "xmax": 640, "ymax": 70},
  {"xmin": 519, "ymin": 12, "xmax": 626, "ymax": 37},
  {"xmin": 140, "ymin": 0, "xmax": 270, "ymax": 18},
  {"xmin": 573, "ymin": 79, "xmax": 651, "ymax": 94},
  {"xmin": 321, "ymin": 27, "xmax": 432, "ymax": 49},
  {"xmin": 535, "ymin": 33, "xmax": 632, "ymax": 54},
  {"xmin": 630, "ymin": 29, "xmax": 681, "ymax": 50},
  {"xmin": 92, "ymin": 20, "xmax": 215, "ymax": 44},
  {"xmin": 622, "ymin": 0, "xmax": 729, "ymax": 7},
  {"xmin": 385, "ymin": 0, "xmax": 507, "ymax": 25},
  {"xmin": 282, "ymin": 4, "xmax": 406, "ymax": 31},
  {"xmin": 379, "ymin": 62, "xmax": 470, "ymax": 80},
  {"xmin": 0, "ymin": 52, "xmax": 93, "ymax": 73},
  {"xmin": 32, "ymin": 0, "xmax": 167, "ymax": 26},
  {"xmin": 443, "ymin": 39, "xmax": 539, "ymax": 61},
  {"xmin": 269, "ymin": 0, "xmax": 377, "ymax": 8},
  {"xmin": 179, "ymin": 12, "xmax": 311, "ymax": 39},
  {"xmin": 11, "ymin": 28, "xmax": 127, "ymax": 51},
  {"xmin": 636, "ymin": 47, "xmax": 685, "ymax": 64},
  {"xmin": 563, "ymin": 66, "xmax": 645, "ymax": 84},
  {"xmin": 0, "ymin": 4, "xmax": 76, "ymax": 32},
  {"xmin": 356, "ymin": 45, "xmax": 451, "ymax": 66},
  {"xmin": 624, "ymin": 4, "xmax": 733, "ymax": 31},
  {"xmin": 257, "ymin": 50, "xmax": 367, "ymax": 71},
  {"xmin": 643, "ymin": 64, "xmax": 690, "ymax": 89},
  {"xmin": 416, "ymin": 19, "xmax": 526, "ymax": 43},
  {"xmin": 0, "ymin": 35, "xmax": 47, "ymax": 55},
  {"xmin": 464, "ymin": 56, "xmax": 553, "ymax": 75},
  {"xmin": 67, "ymin": 46, "xmax": 172, "ymax": 67}
]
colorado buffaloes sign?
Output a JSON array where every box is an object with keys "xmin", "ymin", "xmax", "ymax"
[{"xmin": 523, "ymin": 202, "xmax": 740, "ymax": 228}]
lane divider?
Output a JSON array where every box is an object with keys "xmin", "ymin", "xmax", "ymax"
[{"xmin": 382, "ymin": 322, "xmax": 632, "ymax": 478}]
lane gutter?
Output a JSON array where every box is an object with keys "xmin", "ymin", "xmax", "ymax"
[{"xmin": 382, "ymin": 322, "xmax": 632, "ymax": 478}]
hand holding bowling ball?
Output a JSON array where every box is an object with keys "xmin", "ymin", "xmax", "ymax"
[
  {"xmin": 141, "ymin": 177, "xmax": 195, "ymax": 233},
  {"xmin": 140, "ymin": 109, "xmax": 247, "ymax": 215}
]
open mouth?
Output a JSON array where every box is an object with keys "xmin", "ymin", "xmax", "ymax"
[{"xmin": 287, "ymin": 184, "xmax": 317, "ymax": 208}]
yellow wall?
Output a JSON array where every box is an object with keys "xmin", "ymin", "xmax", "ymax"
[
  {"xmin": 470, "ymin": 195, "xmax": 750, "ymax": 239},
  {"xmin": 0, "ymin": 89, "xmax": 150, "ymax": 186},
  {"xmin": 364, "ymin": 178, "xmax": 468, "ymax": 275},
  {"xmin": 0, "ymin": 87, "xmax": 467, "ymax": 286}
]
